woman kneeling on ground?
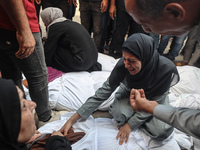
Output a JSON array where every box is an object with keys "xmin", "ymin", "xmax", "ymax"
[
  {"xmin": 41, "ymin": 7, "xmax": 101, "ymax": 73},
  {"xmin": 60, "ymin": 33, "xmax": 180, "ymax": 148}
]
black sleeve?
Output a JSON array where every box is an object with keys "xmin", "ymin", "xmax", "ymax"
[
  {"xmin": 44, "ymin": 135, "xmax": 72, "ymax": 150},
  {"xmin": 44, "ymin": 25, "xmax": 61, "ymax": 66}
]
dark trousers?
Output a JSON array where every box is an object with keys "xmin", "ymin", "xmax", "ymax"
[
  {"xmin": 0, "ymin": 28, "xmax": 51, "ymax": 121},
  {"xmin": 79, "ymin": 0, "xmax": 103, "ymax": 51},
  {"xmin": 109, "ymin": 0, "xmax": 145, "ymax": 58}
]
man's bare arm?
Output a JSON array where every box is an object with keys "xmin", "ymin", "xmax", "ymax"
[{"xmin": 0, "ymin": 0, "xmax": 35, "ymax": 59}]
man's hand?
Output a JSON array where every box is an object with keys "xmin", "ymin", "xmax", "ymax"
[
  {"xmin": 68, "ymin": 0, "xmax": 78, "ymax": 7},
  {"xmin": 15, "ymin": 30, "xmax": 35, "ymax": 59},
  {"xmin": 35, "ymin": 0, "xmax": 41, "ymax": 4},
  {"xmin": 116, "ymin": 123, "xmax": 131, "ymax": 145},
  {"xmin": 109, "ymin": 3, "xmax": 116, "ymax": 20},
  {"xmin": 26, "ymin": 130, "xmax": 41, "ymax": 144},
  {"xmin": 130, "ymin": 89, "xmax": 158, "ymax": 114},
  {"xmin": 100, "ymin": 0, "xmax": 108, "ymax": 13},
  {"xmin": 0, "ymin": 0, "xmax": 36, "ymax": 59}
]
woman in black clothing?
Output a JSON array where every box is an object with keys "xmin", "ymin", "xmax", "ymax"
[
  {"xmin": 41, "ymin": 7, "xmax": 101, "ymax": 73},
  {"xmin": 0, "ymin": 78, "xmax": 71, "ymax": 150}
]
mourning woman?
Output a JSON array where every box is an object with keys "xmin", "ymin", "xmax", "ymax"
[
  {"xmin": 41, "ymin": 7, "xmax": 101, "ymax": 73},
  {"xmin": 60, "ymin": 33, "xmax": 180, "ymax": 148},
  {"xmin": 0, "ymin": 79, "xmax": 71, "ymax": 150}
]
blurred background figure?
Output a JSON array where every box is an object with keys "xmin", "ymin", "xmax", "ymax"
[
  {"xmin": 181, "ymin": 25, "xmax": 200, "ymax": 67},
  {"xmin": 150, "ymin": 32, "xmax": 188, "ymax": 61}
]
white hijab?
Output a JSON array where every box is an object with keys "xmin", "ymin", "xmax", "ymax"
[{"xmin": 41, "ymin": 7, "xmax": 68, "ymax": 34}]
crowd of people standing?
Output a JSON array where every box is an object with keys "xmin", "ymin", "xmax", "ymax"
[{"xmin": 36, "ymin": 0, "xmax": 200, "ymax": 65}]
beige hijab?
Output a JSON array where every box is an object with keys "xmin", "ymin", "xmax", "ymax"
[{"xmin": 41, "ymin": 7, "xmax": 67, "ymax": 30}]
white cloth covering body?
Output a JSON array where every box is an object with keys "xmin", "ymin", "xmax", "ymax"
[
  {"xmin": 37, "ymin": 112, "xmax": 180, "ymax": 150},
  {"xmin": 23, "ymin": 54, "xmax": 200, "ymax": 149}
]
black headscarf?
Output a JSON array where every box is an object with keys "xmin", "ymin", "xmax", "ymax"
[
  {"xmin": 0, "ymin": 79, "xmax": 27, "ymax": 150},
  {"xmin": 109, "ymin": 33, "xmax": 179, "ymax": 99}
]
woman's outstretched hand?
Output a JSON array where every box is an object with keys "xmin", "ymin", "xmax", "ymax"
[
  {"xmin": 59, "ymin": 112, "xmax": 81, "ymax": 136},
  {"xmin": 116, "ymin": 123, "xmax": 131, "ymax": 145}
]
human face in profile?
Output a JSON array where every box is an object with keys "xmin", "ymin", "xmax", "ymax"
[
  {"xmin": 123, "ymin": 51, "xmax": 142, "ymax": 75},
  {"xmin": 17, "ymin": 87, "xmax": 37, "ymax": 143},
  {"xmin": 125, "ymin": 0, "xmax": 198, "ymax": 36}
]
